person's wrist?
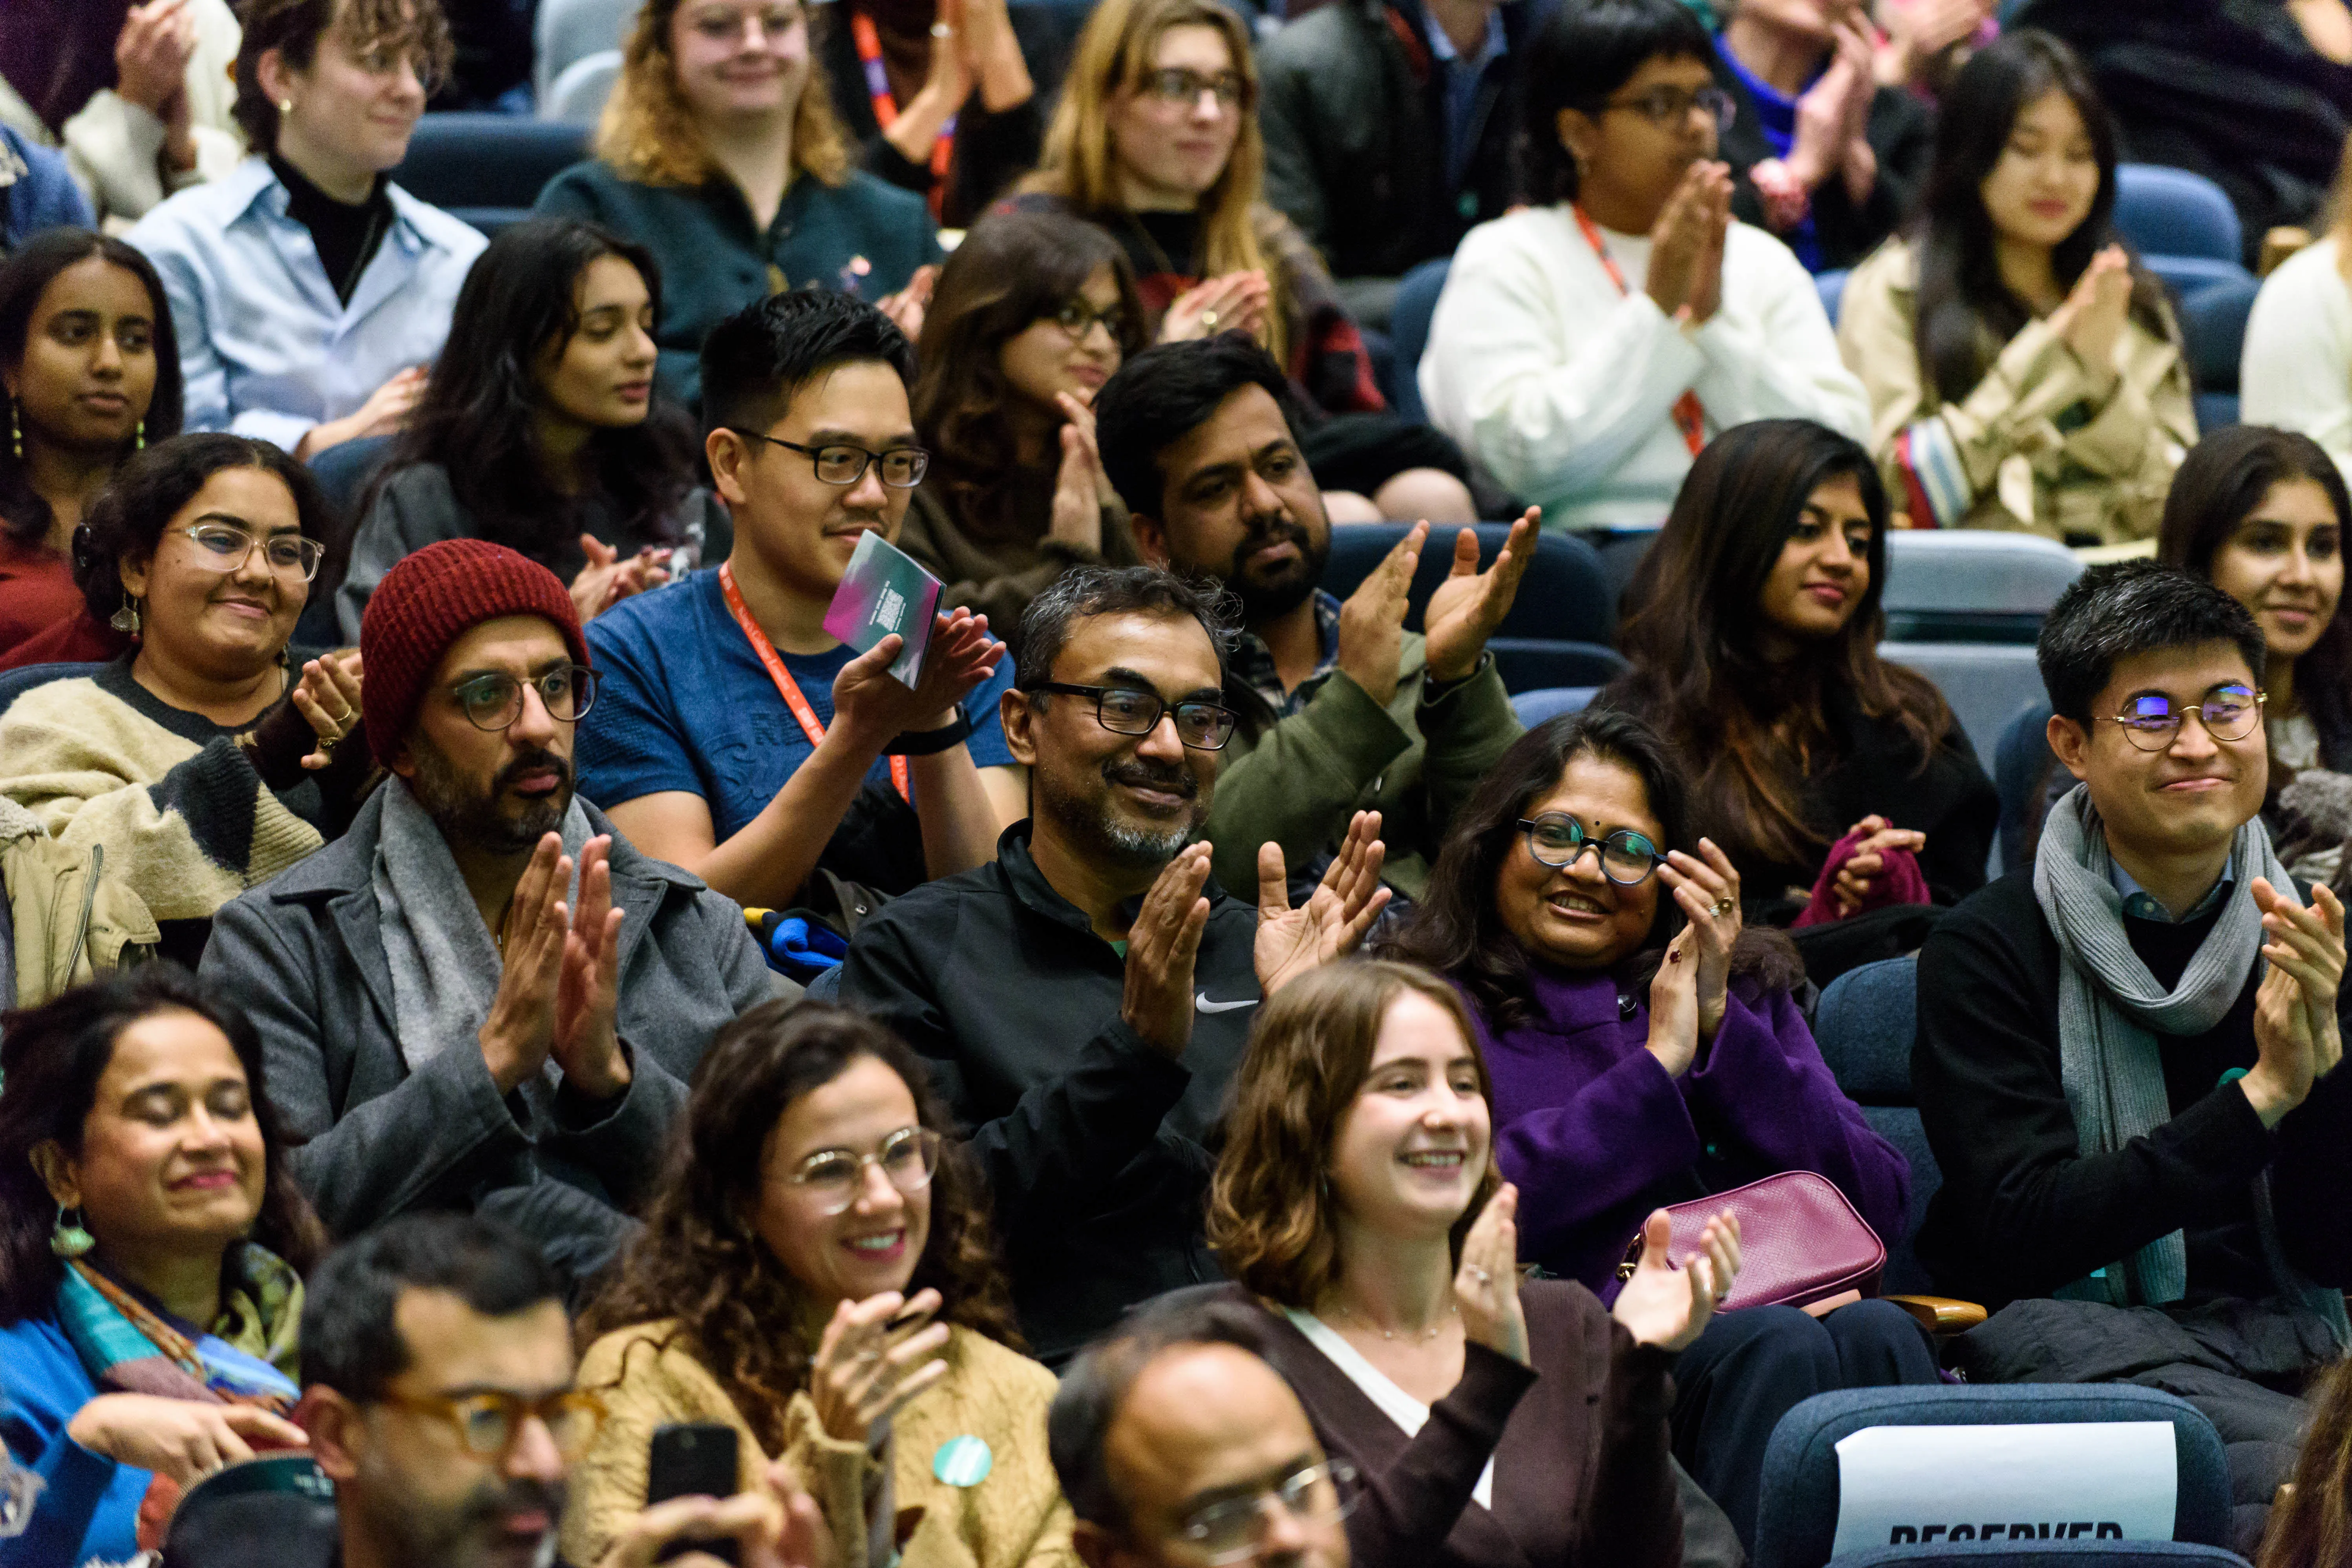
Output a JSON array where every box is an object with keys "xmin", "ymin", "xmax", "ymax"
[{"xmin": 2241, "ymin": 1065, "xmax": 2300, "ymax": 1128}]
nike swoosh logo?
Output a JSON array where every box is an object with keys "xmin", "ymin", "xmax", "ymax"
[{"xmin": 1195, "ymin": 994, "xmax": 1257, "ymax": 1014}]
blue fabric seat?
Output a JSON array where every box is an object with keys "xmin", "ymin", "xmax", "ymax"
[
  {"xmin": 0, "ymin": 661, "xmax": 102, "ymax": 721},
  {"xmin": 2113, "ymin": 165, "xmax": 2242, "ymax": 263},
  {"xmin": 1810, "ymin": 956, "xmax": 1937, "ymax": 1295},
  {"xmin": 389, "ymin": 114, "xmax": 589, "ymax": 236},
  {"xmin": 1386, "ymin": 258, "xmax": 1451, "ymax": 425},
  {"xmin": 1994, "ymin": 699, "xmax": 2060, "ymax": 874},
  {"xmin": 1510, "ymin": 687, "xmax": 1598, "ymax": 727},
  {"xmin": 1818, "ymin": 267, "xmax": 1851, "ymax": 327},
  {"xmin": 1753, "ymin": 1385, "xmax": 2234, "ymax": 1568},
  {"xmin": 299, "ymin": 433, "xmax": 398, "ymax": 649},
  {"xmin": 2177, "ymin": 274, "xmax": 2258, "ymax": 434}
]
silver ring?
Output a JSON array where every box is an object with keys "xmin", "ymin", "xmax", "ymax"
[
  {"xmin": 1200, "ymin": 309, "xmax": 1219, "ymax": 329},
  {"xmin": 1466, "ymin": 1266, "xmax": 1490, "ymax": 1285},
  {"xmin": 930, "ymin": 20, "xmax": 954, "ymax": 35}
]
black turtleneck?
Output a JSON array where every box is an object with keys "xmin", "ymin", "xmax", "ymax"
[{"xmin": 270, "ymin": 154, "xmax": 394, "ymax": 306}]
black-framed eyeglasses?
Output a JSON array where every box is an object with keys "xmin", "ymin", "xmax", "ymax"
[
  {"xmin": 375, "ymin": 1388, "xmax": 607, "ymax": 1460},
  {"xmin": 1140, "ymin": 66, "xmax": 1251, "ymax": 111},
  {"xmin": 2104, "ymin": 684, "xmax": 2265, "ymax": 752},
  {"xmin": 729, "ymin": 428, "xmax": 930, "ymax": 488},
  {"xmin": 1029, "ymin": 682, "xmax": 1238, "ymax": 750},
  {"xmin": 449, "ymin": 665, "xmax": 599, "ymax": 732},
  {"xmin": 777, "ymin": 1126, "xmax": 943, "ymax": 1216},
  {"xmin": 1517, "ymin": 813, "xmax": 1665, "ymax": 885},
  {"xmin": 175, "ymin": 524, "xmax": 326, "ymax": 581},
  {"xmin": 1592, "ymin": 84, "xmax": 1736, "ymax": 130},
  {"xmin": 1046, "ymin": 298, "xmax": 1132, "ymax": 344},
  {"xmin": 1174, "ymin": 1458, "xmax": 1358, "ymax": 1565}
]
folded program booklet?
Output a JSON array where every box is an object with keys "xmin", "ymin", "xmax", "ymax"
[{"xmin": 824, "ymin": 529, "xmax": 942, "ymax": 687}]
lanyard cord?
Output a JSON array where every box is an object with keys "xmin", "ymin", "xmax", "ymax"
[
  {"xmin": 718, "ymin": 561, "xmax": 911, "ymax": 804},
  {"xmin": 852, "ymin": 7, "xmax": 956, "ymax": 222},
  {"xmin": 1571, "ymin": 205, "xmax": 1707, "ymax": 458}
]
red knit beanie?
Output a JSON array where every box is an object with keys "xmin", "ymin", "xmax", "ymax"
[{"xmin": 360, "ymin": 539, "xmax": 590, "ymax": 762}]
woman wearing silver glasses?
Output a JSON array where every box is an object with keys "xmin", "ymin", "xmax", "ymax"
[
  {"xmin": 565, "ymin": 999, "xmax": 1073, "ymax": 1568},
  {"xmin": 1382, "ymin": 708, "xmax": 1932, "ymax": 1552},
  {"xmin": 0, "ymin": 433, "xmax": 361, "ymax": 965}
]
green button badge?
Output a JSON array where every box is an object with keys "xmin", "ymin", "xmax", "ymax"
[{"xmin": 933, "ymin": 1435, "xmax": 993, "ymax": 1488}]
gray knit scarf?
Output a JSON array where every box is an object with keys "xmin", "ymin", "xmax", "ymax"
[
  {"xmin": 2034, "ymin": 786, "xmax": 2348, "ymax": 1341},
  {"xmin": 373, "ymin": 779, "xmax": 590, "ymax": 1076}
]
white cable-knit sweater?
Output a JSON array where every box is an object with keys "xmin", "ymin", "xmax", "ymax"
[
  {"xmin": 2242, "ymin": 235, "xmax": 2352, "ymax": 481},
  {"xmin": 1418, "ymin": 204, "xmax": 1871, "ymax": 532}
]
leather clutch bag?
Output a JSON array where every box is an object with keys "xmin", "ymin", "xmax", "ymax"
[{"xmin": 1618, "ymin": 1170, "xmax": 1886, "ymax": 1312}]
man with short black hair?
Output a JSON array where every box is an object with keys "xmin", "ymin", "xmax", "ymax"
[
  {"xmin": 1093, "ymin": 335, "xmax": 1530, "ymax": 901},
  {"xmin": 837, "ymin": 564, "xmax": 1387, "ymax": 1362},
  {"xmin": 1051, "ymin": 1295, "xmax": 1351, "ymax": 1568},
  {"xmin": 1915, "ymin": 561, "xmax": 2352, "ymax": 1547}
]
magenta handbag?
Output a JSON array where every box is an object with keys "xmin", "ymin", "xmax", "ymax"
[{"xmin": 1617, "ymin": 1170, "xmax": 1886, "ymax": 1312}]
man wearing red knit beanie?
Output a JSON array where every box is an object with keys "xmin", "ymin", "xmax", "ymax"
[{"xmin": 200, "ymin": 539, "xmax": 779, "ymax": 1283}]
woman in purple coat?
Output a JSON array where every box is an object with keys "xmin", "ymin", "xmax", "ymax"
[{"xmin": 1385, "ymin": 707, "xmax": 1937, "ymax": 1550}]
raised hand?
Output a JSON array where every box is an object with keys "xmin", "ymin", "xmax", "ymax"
[
  {"xmin": 1424, "ymin": 509, "xmax": 1538, "ymax": 682},
  {"xmin": 478, "ymin": 835, "xmax": 571, "ymax": 1092},
  {"xmin": 115, "ymin": 0, "xmax": 198, "ymax": 123},
  {"xmin": 1047, "ymin": 395, "xmax": 1108, "ymax": 553},
  {"xmin": 877, "ymin": 265, "xmax": 941, "ymax": 342},
  {"xmin": 1686, "ymin": 162, "xmax": 1733, "ymax": 325},
  {"xmin": 1254, "ymin": 810, "xmax": 1391, "ymax": 995},
  {"xmin": 1646, "ymin": 927, "xmax": 1700, "ymax": 1080},
  {"xmin": 68, "ymin": 1394, "xmax": 307, "ymax": 1488},
  {"xmin": 597, "ymin": 1460, "xmax": 834, "ymax": 1568},
  {"xmin": 2050, "ymin": 245, "xmax": 2133, "ymax": 388},
  {"xmin": 833, "ymin": 607, "xmax": 1006, "ymax": 746},
  {"xmin": 571, "ymin": 536, "xmax": 673, "ymax": 623},
  {"xmin": 288, "ymin": 649, "xmax": 364, "ymax": 771},
  {"xmin": 810, "ymin": 1289, "xmax": 952, "ymax": 1446},
  {"xmin": 553, "ymin": 835, "xmax": 629, "ymax": 1099},
  {"xmin": 1336, "ymin": 522, "xmax": 1424, "ymax": 706},
  {"xmin": 1454, "ymin": 1184, "xmax": 1530, "ymax": 1366},
  {"xmin": 1644, "ymin": 163, "xmax": 1713, "ymax": 318},
  {"xmin": 1160, "ymin": 271, "xmax": 1274, "ymax": 344},
  {"xmin": 1659, "ymin": 837, "xmax": 1741, "ymax": 1039},
  {"xmin": 1612, "ymin": 1208, "xmax": 1741, "ymax": 1352},
  {"xmin": 1122, "ymin": 843, "xmax": 1215, "ymax": 1058},
  {"xmin": 1831, "ymin": 815, "xmax": 1928, "ymax": 917},
  {"xmin": 2244, "ymin": 878, "xmax": 2347, "ymax": 1125}
]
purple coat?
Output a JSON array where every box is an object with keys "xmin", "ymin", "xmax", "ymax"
[{"xmin": 1468, "ymin": 966, "xmax": 1910, "ymax": 1293}]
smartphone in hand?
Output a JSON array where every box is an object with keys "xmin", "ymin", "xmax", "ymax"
[{"xmin": 647, "ymin": 1422, "xmax": 741, "ymax": 1566}]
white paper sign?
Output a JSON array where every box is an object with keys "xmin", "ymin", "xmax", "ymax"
[{"xmin": 1829, "ymin": 1422, "xmax": 2178, "ymax": 1557}]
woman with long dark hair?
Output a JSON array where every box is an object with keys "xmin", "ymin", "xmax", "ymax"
[
  {"xmin": 1837, "ymin": 28, "xmax": 2193, "ymax": 542},
  {"xmin": 1380, "ymin": 709, "xmax": 1928, "ymax": 1551},
  {"xmin": 334, "ymin": 218, "xmax": 726, "ymax": 640},
  {"xmin": 563, "ymin": 999, "xmax": 1068, "ymax": 1566},
  {"xmin": 903, "ymin": 208, "xmax": 1147, "ymax": 640},
  {"xmin": 0, "ymin": 230, "xmax": 182, "ymax": 664},
  {"xmin": 1597, "ymin": 418, "xmax": 1995, "ymax": 973},
  {"xmin": 0, "ymin": 967, "xmax": 323, "ymax": 1567}
]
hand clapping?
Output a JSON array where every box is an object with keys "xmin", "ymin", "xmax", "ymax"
[{"xmin": 1611, "ymin": 1208, "xmax": 1742, "ymax": 1353}]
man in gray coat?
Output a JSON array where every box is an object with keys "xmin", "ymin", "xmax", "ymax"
[{"xmin": 202, "ymin": 539, "xmax": 775, "ymax": 1282}]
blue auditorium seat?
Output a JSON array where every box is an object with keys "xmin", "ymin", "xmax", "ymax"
[
  {"xmin": 1387, "ymin": 258, "xmax": 1451, "ymax": 425},
  {"xmin": 389, "ymin": 115, "xmax": 588, "ymax": 236}
]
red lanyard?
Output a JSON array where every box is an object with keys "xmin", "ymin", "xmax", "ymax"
[
  {"xmin": 1572, "ymin": 205, "xmax": 1707, "ymax": 458},
  {"xmin": 852, "ymin": 8, "xmax": 955, "ymax": 222},
  {"xmin": 719, "ymin": 561, "xmax": 910, "ymax": 804}
]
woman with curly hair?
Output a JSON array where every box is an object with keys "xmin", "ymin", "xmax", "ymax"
[{"xmin": 562, "ymin": 1000, "xmax": 1073, "ymax": 1568}]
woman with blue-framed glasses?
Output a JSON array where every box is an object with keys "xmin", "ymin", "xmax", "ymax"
[{"xmin": 1385, "ymin": 708, "xmax": 1934, "ymax": 1552}]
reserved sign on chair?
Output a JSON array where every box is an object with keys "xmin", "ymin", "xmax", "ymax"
[{"xmin": 1830, "ymin": 1421, "xmax": 2178, "ymax": 1556}]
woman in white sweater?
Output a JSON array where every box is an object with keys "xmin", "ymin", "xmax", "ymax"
[
  {"xmin": 1418, "ymin": 0, "xmax": 1868, "ymax": 535},
  {"xmin": 2243, "ymin": 160, "xmax": 2352, "ymax": 477}
]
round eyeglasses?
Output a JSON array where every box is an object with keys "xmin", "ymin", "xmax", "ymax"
[
  {"xmin": 1175, "ymin": 1458, "xmax": 1359, "ymax": 1565},
  {"xmin": 376, "ymin": 1388, "xmax": 607, "ymax": 1461},
  {"xmin": 1046, "ymin": 299, "xmax": 1132, "ymax": 344},
  {"xmin": 2104, "ymin": 686, "xmax": 2265, "ymax": 752},
  {"xmin": 1517, "ymin": 813, "xmax": 1665, "ymax": 885},
  {"xmin": 1592, "ymin": 84, "xmax": 1737, "ymax": 130},
  {"xmin": 449, "ymin": 665, "xmax": 599, "ymax": 733},
  {"xmin": 781, "ymin": 1127, "xmax": 943, "ymax": 1216},
  {"xmin": 176, "ymin": 524, "xmax": 325, "ymax": 581}
]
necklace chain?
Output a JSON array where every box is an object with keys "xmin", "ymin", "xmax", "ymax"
[{"xmin": 1331, "ymin": 1299, "xmax": 1457, "ymax": 1343}]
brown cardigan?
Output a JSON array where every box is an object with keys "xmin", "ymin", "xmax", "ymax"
[{"xmin": 1206, "ymin": 1280, "xmax": 1683, "ymax": 1568}]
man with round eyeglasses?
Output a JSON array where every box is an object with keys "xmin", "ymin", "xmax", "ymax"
[
  {"xmin": 1915, "ymin": 563, "xmax": 2352, "ymax": 1551},
  {"xmin": 202, "ymin": 539, "xmax": 777, "ymax": 1287}
]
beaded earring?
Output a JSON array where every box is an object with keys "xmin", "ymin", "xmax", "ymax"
[
  {"xmin": 134, "ymin": 420, "xmax": 145, "ymax": 451},
  {"xmin": 110, "ymin": 596, "xmax": 141, "ymax": 636},
  {"xmin": 9, "ymin": 404, "xmax": 18, "ymax": 462},
  {"xmin": 49, "ymin": 1205, "xmax": 93, "ymax": 1260}
]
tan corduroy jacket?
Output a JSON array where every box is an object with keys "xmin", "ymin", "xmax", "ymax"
[
  {"xmin": 1837, "ymin": 238, "xmax": 2197, "ymax": 544},
  {"xmin": 562, "ymin": 1319, "xmax": 1076, "ymax": 1568}
]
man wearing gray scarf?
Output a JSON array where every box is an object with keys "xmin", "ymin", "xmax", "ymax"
[{"xmin": 1915, "ymin": 563, "xmax": 2352, "ymax": 1554}]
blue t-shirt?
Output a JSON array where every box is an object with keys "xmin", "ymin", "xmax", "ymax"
[{"xmin": 579, "ymin": 568, "xmax": 1017, "ymax": 892}]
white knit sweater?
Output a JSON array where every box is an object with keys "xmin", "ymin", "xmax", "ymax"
[
  {"xmin": 2242, "ymin": 235, "xmax": 2352, "ymax": 481},
  {"xmin": 1418, "ymin": 204, "xmax": 1871, "ymax": 532}
]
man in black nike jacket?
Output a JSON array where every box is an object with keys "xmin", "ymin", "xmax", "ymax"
[{"xmin": 836, "ymin": 565, "xmax": 1389, "ymax": 1362}]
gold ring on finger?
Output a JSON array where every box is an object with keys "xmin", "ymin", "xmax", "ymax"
[
  {"xmin": 1713, "ymin": 897, "xmax": 1737, "ymax": 916},
  {"xmin": 1201, "ymin": 309, "xmax": 1219, "ymax": 328}
]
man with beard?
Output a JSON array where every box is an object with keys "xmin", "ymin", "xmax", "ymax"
[
  {"xmin": 1093, "ymin": 334, "xmax": 1534, "ymax": 901},
  {"xmin": 201, "ymin": 540, "xmax": 776, "ymax": 1283},
  {"xmin": 836, "ymin": 565, "xmax": 1391, "ymax": 1363},
  {"xmin": 283, "ymin": 1213, "xmax": 826, "ymax": 1568}
]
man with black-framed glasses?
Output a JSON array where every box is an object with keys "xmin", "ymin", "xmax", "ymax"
[
  {"xmin": 203, "ymin": 540, "xmax": 777, "ymax": 1285},
  {"xmin": 839, "ymin": 565, "xmax": 1387, "ymax": 1364},
  {"xmin": 1916, "ymin": 563, "xmax": 2352, "ymax": 1548}
]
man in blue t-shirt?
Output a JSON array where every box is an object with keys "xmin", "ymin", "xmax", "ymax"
[{"xmin": 579, "ymin": 290, "xmax": 1022, "ymax": 909}]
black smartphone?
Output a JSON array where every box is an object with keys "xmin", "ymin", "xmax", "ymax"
[{"xmin": 646, "ymin": 1422, "xmax": 741, "ymax": 1566}]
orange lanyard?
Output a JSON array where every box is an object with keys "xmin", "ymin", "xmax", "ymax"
[
  {"xmin": 718, "ymin": 561, "xmax": 910, "ymax": 804},
  {"xmin": 852, "ymin": 8, "xmax": 955, "ymax": 222},
  {"xmin": 1572, "ymin": 205, "xmax": 1707, "ymax": 458}
]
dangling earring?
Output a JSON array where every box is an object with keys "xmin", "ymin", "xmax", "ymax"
[
  {"xmin": 9, "ymin": 404, "xmax": 19, "ymax": 462},
  {"xmin": 109, "ymin": 596, "xmax": 141, "ymax": 636},
  {"xmin": 50, "ymin": 1205, "xmax": 93, "ymax": 1259},
  {"xmin": 133, "ymin": 420, "xmax": 144, "ymax": 451}
]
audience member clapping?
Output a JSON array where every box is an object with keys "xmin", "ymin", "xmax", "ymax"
[
  {"xmin": 1010, "ymin": 0, "xmax": 1478, "ymax": 526},
  {"xmin": 0, "ymin": 0, "xmax": 244, "ymax": 228},
  {"xmin": 581, "ymin": 289, "xmax": 1016, "ymax": 912},
  {"xmin": 1420, "ymin": 0, "xmax": 1869, "ymax": 535},
  {"xmin": 1914, "ymin": 563, "xmax": 2352, "ymax": 1553},
  {"xmin": 1383, "ymin": 709, "xmax": 1934, "ymax": 1546},
  {"xmin": 536, "ymin": 0, "xmax": 942, "ymax": 409},
  {"xmin": 1870, "ymin": 0, "xmax": 1998, "ymax": 99},
  {"xmin": 2159, "ymin": 428, "xmax": 2352, "ymax": 877},
  {"xmin": 291, "ymin": 1214, "xmax": 829, "ymax": 1568},
  {"xmin": 0, "ymin": 968, "xmax": 321, "ymax": 1568},
  {"xmin": 1711, "ymin": 0, "xmax": 1934, "ymax": 273},
  {"xmin": 1051, "ymin": 1295, "xmax": 1353, "ymax": 1568},
  {"xmin": 837, "ymin": 565, "xmax": 1389, "ymax": 1362},
  {"xmin": 2243, "ymin": 148, "xmax": 2352, "ymax": 486},
  {"xmin": 336, "ymin": 218, "xmax": 731, "ymax": 641},
  {"xmin": 1598, "ymin": 420, "xmax": 1994, "ymax": 974},
  {"xmin": 902, "ymin": 209, "xmax": 1148, "ymax": 643},
  {"xmin": 126, "ymin": 0, "xmax": 486, "ymax": 459},
  {"xmin": 566, "ymin": 999, "xmax": 1071, "ymax": 1566},
  {"xmin": 199, "ymin": 539, "xmax": 774, "ymax": 1281},
  {"xmin": 0, "ymin": 435, "xmax": 363, "ymax": 967},
  {"xmin": 1836, "ymin": 29, "xmax": 2192, "ymax": 542},
  {"xmin": 1204, "ymin": 957, "xmax": 1734, "ymax": 1568},
  {"xmin": 1095, "ymin": 333, "xmax": 1531, "ymax": 900},
  {"xmin": 0, "ymin": 230, "xmax": 182, "ymax": 666}
]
